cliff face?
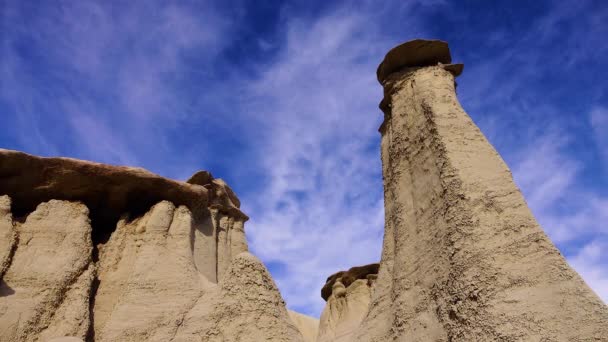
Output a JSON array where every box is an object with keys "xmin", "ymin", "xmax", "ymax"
[{"xmin": 0, "ymin": 149, "xmax": 303, "ymax": 342}]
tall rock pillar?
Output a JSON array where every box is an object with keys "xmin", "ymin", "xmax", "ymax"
[{"xmin": 357, "ymin": 39, "xmax": 608, "ymax": 341}]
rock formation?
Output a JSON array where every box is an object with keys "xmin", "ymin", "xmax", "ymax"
[
  {"xmin": 0, "ymin": 198, "xmax": 94, "ymax": 341},
  {"xmin": 0, "ymin": 149, "xmax": 304, "ymax": 342},
  {"xmin": 317, "ymin": 264, "xmax": 378, "ymax": 342},
  {"xmin": 345, "ymin": 39, "xmax": 608, "ymax": 341},
  {"xmin": 1, "ymin": 39, "xmax": 608, "ymax": 342}
]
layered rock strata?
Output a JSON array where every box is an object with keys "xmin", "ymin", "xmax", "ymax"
[
  {"xmin": 352, "ymin": 39, "xmax": 608, "ymax": 341},
  {"xmin": 0, "ymin": 149, "xmax": 303, "ymax": 342}
]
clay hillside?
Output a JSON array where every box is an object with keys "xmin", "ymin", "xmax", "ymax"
[{"xmin": 1, "ymin": 40, "xmax": 607, "ymax": 342}]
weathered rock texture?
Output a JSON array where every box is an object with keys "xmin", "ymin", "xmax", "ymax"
[
  {"xmin": 351, "ymin": 39, "xmax": 608, "ymax": 341},
  {"xmin": 318, "ymin": 266, "xmax": 377, "ymax": 342},
  {"xmin": 288, "ymin": 310, "xmax": 319, "ymax": 342},
  {"xmin": 0, "ymin": 198, "xmax": 93, "ymax": 341},
  {"xmin": 0, "ymin": 149, "xmax": 303, "ymax": 342},
  {"xmin": 171, "ymin": 252, "xmax": 303, "ymax": 341}
]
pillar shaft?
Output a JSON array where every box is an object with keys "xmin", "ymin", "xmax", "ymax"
[
  {"xmin": 359, "ymin": 40, "xmax": 608, "ymax": 341},
  {"xmin": 192, "ymin": 209, "xmax": 218, "ymax": 283},
  {"xmin": 215, "ymin": 214, "xmax": 230, "ymax": 281}
]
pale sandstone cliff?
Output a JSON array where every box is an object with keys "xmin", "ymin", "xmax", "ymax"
[
  {"xmin": 0, "ymin": 149, "xmax": 303, "ymax": 342},
  {"xmin": 350, "ymin": 39, "xmax": 608, "ymax": 341}
]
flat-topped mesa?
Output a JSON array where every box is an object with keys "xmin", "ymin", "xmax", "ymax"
[{"xmin": 355, "ymin": 39, "xmax": 608, "ymax": 341}]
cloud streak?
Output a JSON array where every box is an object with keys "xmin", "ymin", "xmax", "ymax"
[{"xmin": 238, "ymin": 8, "xmax": 391, "ymax": 315}]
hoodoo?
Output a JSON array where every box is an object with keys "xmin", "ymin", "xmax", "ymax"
[{"xmin": 350, "ymin": 39, "xmax": 608, "ymax": 340}]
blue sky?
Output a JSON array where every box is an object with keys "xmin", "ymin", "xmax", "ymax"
[{"xmin": 1, "ymin": 0, "xmax": 606, "ymax": 316}]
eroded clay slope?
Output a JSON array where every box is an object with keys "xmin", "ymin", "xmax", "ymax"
[
  {"xmin": 172, "ymin": 252, "xmax": 303, "ymax": 341},
  {"xmin": 0, "ymin": 198, "xmax": 93, "ymax": 341},
  {"xmin": 0, "ymin": 150, "xmax": 303, "ymax": 342},
  {"xmin": 354, "ymin": 39, "xmax": 608, "ymax": 341}
]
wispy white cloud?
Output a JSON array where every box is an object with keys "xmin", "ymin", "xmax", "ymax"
[
  {"xmin": 63, "ymin": 99, "xmax": 138, "ymax": 166},
  {"xmin": 512, "ymin": 131, "xmax": 579, "ymax": 216},
  {"xmin": 234, "ymin": 0, "xmax": 443, "ymax": 315},
  {"xmin": 511, "ymin": 130, "xmax": 607, "ymax": 243},
  {"xmin": 240, "ymin": 8, "xmax": 393, "ymax": 315},
  {"xmin": 1, "ymin": 1, "xmax": 232, "ymax": 171}
]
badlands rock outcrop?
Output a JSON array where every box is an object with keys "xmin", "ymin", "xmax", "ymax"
[
  {"xmin": 1, "ymin": 39, "xmax": 608, "ymax": 342},
  {"xmin": 317, "ymin": 264, "xmax": 378, "ymax": 342},
  {"xmin": 345, "ymin": 39, "xmax": 608, "ymax": 341},
  {"xmin": 0, "ymin": 149, "xmax": 303, "ymax": 342}
]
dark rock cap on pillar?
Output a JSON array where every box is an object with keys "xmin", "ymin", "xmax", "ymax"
[{"xmin": 376, "ymin": 39, "xmax": 463, "ymax": 83}]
